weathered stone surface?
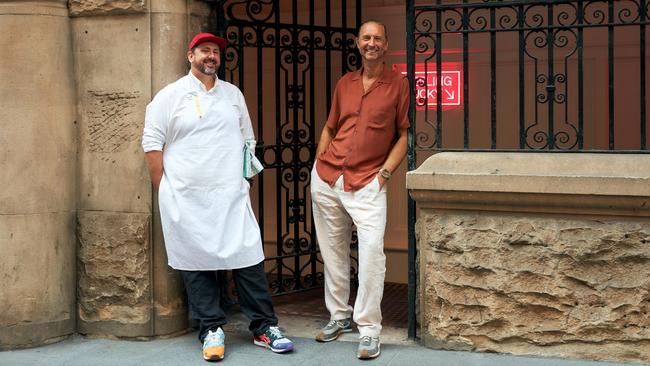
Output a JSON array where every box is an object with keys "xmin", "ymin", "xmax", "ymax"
[
  {"xmin": 417, "ymin": 212, "xmax": 650, "ymax": 363},
  {"xmin": 77, "ymin": 211, "xmax": 151, "ymax": 328},
  {"xmin": 0, "ymin": 0, "xmax": 76, "ymax": 350},
  {"xmin": 0, "ymin": 213, "xmax": 76, "ymax": 350},
  {"xmin": 72, "ymin": 15, "xmax": 151, "ymax": 213},
  {"xmin": 69, "ymin": 0, "xmax": 146, "ymax": 16},
  {"xmin": 86, "ymin": 90, "xmax": 141, "ymax": 153}
]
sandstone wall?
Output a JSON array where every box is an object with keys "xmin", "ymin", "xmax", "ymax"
[
  {"xmin": 408, "ymin": 152, "xmax": 650, "ymax": 364},
  {"xmin": 0, "ymin": 0, "xmax": 77, "ymax": 349},
  {"xmin": 418, "ymin": 213, "xmax": 650, "ymax": 363},
  {"xmin": 72, "ymin": 0, "xmax": 210, "ymax": 338}
]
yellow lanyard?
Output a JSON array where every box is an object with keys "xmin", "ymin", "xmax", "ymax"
[{"xmin": 194, "ymin": 95, "xmax": 203, "ymax": 119}]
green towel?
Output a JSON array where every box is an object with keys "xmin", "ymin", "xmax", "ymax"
[{"xmin": 243, "ymin": 139, "xmax": 264, "ymax": 178}]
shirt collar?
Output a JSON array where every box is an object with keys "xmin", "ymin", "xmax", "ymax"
[
  {"xmin": 350, "ymin": 63, "xmax": 392, "ymax": 84},
  {"xmin": 187, "ymin": 71, "xmax": 219, "ymax": 93}
]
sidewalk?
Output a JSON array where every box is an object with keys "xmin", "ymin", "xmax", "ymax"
[{"xmin": 0, "ymin": 312, "xmax": 635, "ymax": 366}]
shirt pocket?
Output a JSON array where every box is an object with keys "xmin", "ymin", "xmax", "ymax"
[{"xmin": 367, "ymin": 107, "xmax": 394, "ymax": 129}]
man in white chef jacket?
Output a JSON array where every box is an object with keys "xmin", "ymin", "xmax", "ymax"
[{"xmin": 142, "ymin": 33, "xmax": 294, "ymax": 362}]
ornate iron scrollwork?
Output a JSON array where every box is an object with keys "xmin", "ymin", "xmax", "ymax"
[{"xmin": 410, "ymin": 0, "xmax": 649, "ymax": 152}]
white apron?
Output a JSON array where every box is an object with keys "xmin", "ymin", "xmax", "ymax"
[{"xmin": 157, "ymin": 84, "xmax": 264, "ymax": 270}]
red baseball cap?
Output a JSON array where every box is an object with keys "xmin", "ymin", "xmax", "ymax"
[{"xmin": 188, "ymin": 33, "xmax": 226, "ymax": 51}]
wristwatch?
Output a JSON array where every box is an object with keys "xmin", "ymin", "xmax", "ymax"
[{"xmin": 378, "ymin": 168, "xmax": 392, "ymax": 180}]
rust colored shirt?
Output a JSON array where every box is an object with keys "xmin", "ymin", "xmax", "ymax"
[{"xmin": 316, "ymin": 64, "xmax": 410, "ymax": 191}]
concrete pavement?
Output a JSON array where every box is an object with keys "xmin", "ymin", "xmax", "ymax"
[{"xmin": 0, "ymin": 313, "xmax": 636, "ymax": 366}]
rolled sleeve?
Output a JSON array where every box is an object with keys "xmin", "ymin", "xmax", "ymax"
[
  {"xmin": 325, "ymin": 81, "xmax": 342, "ymax": 131},
  {"xmin": 142, "ymin": 93, "xmax": 169, "ymax": 152}
]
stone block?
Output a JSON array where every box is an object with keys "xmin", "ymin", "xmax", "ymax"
[
  {"xmin": 69, "ymin": 0, "xmax": 147, "ymax": 16},
  {"xmin": 0, "ymin": 2, "xmax": 76, "ymax": 215},
  {"xmin": 151, "ymin": 11, "xmax": 189, "ymax": 91},
  {"xmin": 0, "ymin": 0, "xmax": 77, "ymax": 350},
  {"xmin": 417, "ymin": 212, "xmax": 650, "ymax": 363},
  {"xmin": 72, "ymin": 15, "xmax": 151, "ymax": 213},
  {"xmin": 77, "ymin": 211, "xmax": 152, "ymax": 337},
  {"xmin": 149, "ymin": 0, "xmax": 186, "ymax": 14},
  {"xmin": 0, "ymin": 213, "xmax": 76, "ymax": 349},
  {"xmin": 409, "ymin": 152, "xmax": 650, "ymax": 363}
]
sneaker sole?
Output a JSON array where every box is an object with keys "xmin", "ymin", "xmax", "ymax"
[
  {"xmin": 253, "ymin": 340, "xmax": 294, "ymax": 353},
  {"xmin": 315, "ymin": 328, "xmax": 353, "ymax": 342},
  {"xmin": 203, "ymin": 354, "xmax": 225, "ymax": 361},
  {"xmin": 357, "ymin": 344, "xmax": 381, "ymax": 359}
]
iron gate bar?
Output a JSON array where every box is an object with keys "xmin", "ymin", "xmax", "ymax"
[
  {"xmin": 419, "ymin": 0, "xmax": 650, "ymax": 11},
  {"xmin": 578, "ymin": 0, "xmax": 584, "ymax": 150},
  {"xmin": 548, "ymin": 4, "xmax": 555, "ymax": 149},
  {"xmin": 405, "ymin": 148, "xmax": 650, "ymax": 154},
  {"xmin": 463, "ymin": 0, "xmax": 470, "ymax": 149},
  {"xmin": 519, "ymin": 3, "xmax": 526, "ymax": 149},
  {"xmin": 643, "ymin": 0, "xmax": 647, "ymax": 150},
  {"xmin": 491, "ymin": 5, "xmax": 497, "ymax": 149},
  {"xmin": 437, "ymin": 1, "xmax": 442, "ymax": 148},
  {"xmin": 405, "ymin": 0, "xmax": 417, "ymax": 341},
  {"xmin": 309, "ymin": 0, "xmax": 317, "ymax": 285},
  {"xmin": 410, "ymin": 22, "xmax": 650, "ymax": 34},
  {"xmin": 609, "ymin": 0, "xmax": 614, "ymax": 149}
]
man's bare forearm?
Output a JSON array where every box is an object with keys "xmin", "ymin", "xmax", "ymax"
[
  {"xmin": 382, "ymin": 128, "xmax": 408, "ymax": 173},
  {"xmin": 377, "ymin": 128, "xmax": 408, "ymax": 187},
  {"xmin": 145, "ymin": 151, "xmax": 164, "ymax": 191},
  {"xmin": 316, "ymin": 126, "xmax": 335, "ymax": 158}
]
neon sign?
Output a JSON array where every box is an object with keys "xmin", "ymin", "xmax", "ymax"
[{"xmin": 395, "ymin": 63, "xmax": 462, "ymax": 110}]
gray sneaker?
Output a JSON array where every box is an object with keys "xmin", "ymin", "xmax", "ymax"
[
  {"xmin": 315, "ymin": 318, "xmax": 352, "ymax": 342},
  {"xmin": 357, "ymin": 336, "xmax": 380, "ymax": 359}
]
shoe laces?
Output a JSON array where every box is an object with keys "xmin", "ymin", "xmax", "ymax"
[
  {"xmin": 326, "ymin": 320, "xmax": 338, "ymax": 328},
  {"xmin": 360, "ymin": 335, "xmax": 375, "ymax": 345},
  {"xmin": 267, "ymin": 326, "xmax": 284, "ymax": 339},
  {"xmin": 205, "ymin": 329, "xmax": 224, "ymax": 345},
  {"xmin": 327, "ymin": 319, "xmax": 348, "ymax": 328}
]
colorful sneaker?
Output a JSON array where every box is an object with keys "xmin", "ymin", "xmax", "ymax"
[
  {"xmin": 315, "ymin": 318, "xmax": 352, "ymax": 342},
  {"xmin": 253, "ymin": 326, "xmax": 294, "ymax": 353},
  {"xmin": 357, "ymin": 336, "xmax": 380, "ymax": 359},
  {"xmin": 202, "ymin": 328, "xmax": 225, "ymax": 361}
]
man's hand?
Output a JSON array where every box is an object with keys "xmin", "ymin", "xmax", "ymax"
[
  {"xmin": 377, "ymin": 175, "xmax": 387, "ymax": 189},
  {"xmin": 315, "ymin": 126, "xmax": 335, "ymax": 158}
]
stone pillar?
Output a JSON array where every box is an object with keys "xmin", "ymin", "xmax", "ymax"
[
  {"xmin": 0, "ymin": 0, "xmax": 77, "ymax": 349},
  {"xmin": 149, "ymin": 0, "xmax": 203, "ymax": 337},
  {"xmin": 407, "ymin": 152, "xmax": 650, "ymax": 364},
  {"xmin": 71, "ymin": 0, "xmax": 208, "ymax": 338}
]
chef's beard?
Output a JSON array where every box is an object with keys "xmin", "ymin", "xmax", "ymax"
[
  {"xmin": 192, "ymin": 59, "xmax": 218, "ymax": 76},
  {"xmin": 198, "ymin": 64, "xmax": 217, "ymax": 75}
]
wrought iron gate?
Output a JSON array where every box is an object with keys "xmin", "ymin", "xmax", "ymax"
[{"xmin": 207, "ymin": 0, "xmax": 362, "ymax": 296}]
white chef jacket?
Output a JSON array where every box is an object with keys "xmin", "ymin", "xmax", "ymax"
[{"xmin": 142, "ymin": 72, "xmax": 264, "ymax": 270}]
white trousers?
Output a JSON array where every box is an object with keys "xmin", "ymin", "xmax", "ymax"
[{"xmin": 311, "ymin": 166, "xmax": 387, "ymax": 338}]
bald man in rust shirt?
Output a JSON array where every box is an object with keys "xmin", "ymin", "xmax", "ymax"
[{"xmin": 311, "ymin": 20, "xmax": 409, "ymax": 360}]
